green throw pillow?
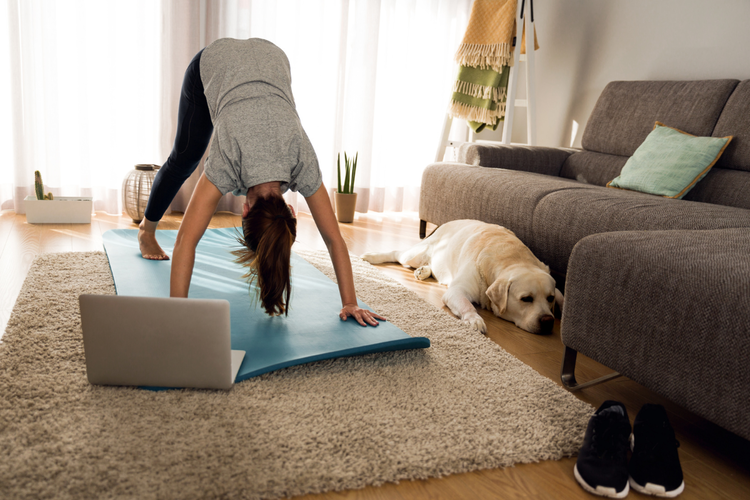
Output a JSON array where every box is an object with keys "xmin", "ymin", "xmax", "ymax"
[{"xmin": 607, "ymin": 122, "xmax": 732, "ymax": 199}]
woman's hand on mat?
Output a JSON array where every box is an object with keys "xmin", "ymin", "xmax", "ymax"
[{"xmin": 340, "ymin": 304, "xmax": 385, "ymax": 327}]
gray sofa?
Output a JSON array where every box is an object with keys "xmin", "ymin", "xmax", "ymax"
[{"xmin": 419, "ymin": 80, "xmax": 750, "ymax": 440}]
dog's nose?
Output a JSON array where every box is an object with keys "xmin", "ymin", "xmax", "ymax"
[{"xmin": 539, "ymin": 315, "xmax": 554, "ymax": 334}]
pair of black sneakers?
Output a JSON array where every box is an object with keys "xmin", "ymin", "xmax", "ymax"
[{"xmin": 574, "ymin": 400, "xmax": 685, "ymax": 498}]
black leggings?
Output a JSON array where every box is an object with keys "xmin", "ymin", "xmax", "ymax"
[{"xmin": 144, "ymin": 49, "xmax": 214, "ymax": 222}]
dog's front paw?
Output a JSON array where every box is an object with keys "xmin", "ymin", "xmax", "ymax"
[
  {"xmin": 462, "ymin": 313, "xmax": 487, "ymax": 334},
  {"xmin": 414, "ymin": 265, "xmax": 431, "ymax": 281}
]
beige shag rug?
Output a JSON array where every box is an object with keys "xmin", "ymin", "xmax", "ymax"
[{"xmin": 0, "ymin": 250, "xmax": 593, "ymax": 500}]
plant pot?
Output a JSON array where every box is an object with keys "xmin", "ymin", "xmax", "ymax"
[
  {"xmin": 334, "ymin": 191, "xmax": 358, "ymax": 223},
  {"xmin": 24, "ymin": 196, "xmax": 93, "ymax": 224}
]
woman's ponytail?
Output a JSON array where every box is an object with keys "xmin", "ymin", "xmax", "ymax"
[{"xmin": 233, "ymin": 195, "xmax": 297, "ymax": 316}]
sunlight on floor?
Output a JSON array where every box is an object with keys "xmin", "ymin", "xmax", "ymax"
[
  {"xmin": 48, "ymin": 229, "xmax": 95, "ymax": 241},
  {"xmin": 351, "ymin": 211, "xmax": 420, "ymax": 223}
]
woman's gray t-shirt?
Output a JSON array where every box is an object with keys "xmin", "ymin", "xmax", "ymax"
[{"xmin": 199, "ymin": 38, "xmax": 322, "ymax": 198}]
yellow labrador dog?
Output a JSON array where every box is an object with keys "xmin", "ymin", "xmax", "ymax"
[{"xmin": 361, "ymin": 220, "xmax": 563, "ymax": 335}]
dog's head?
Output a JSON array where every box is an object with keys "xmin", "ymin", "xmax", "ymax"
[{"xmin": 485, "ymin": 266, "xmax": 563, "ymax": 335}]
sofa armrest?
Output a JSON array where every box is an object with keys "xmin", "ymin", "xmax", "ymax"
[
  {"xmin": 457, "ymin": 142, "xmax": 577, "ymax": 177},
  {"xmin": 561, "ymin": 228, "xmax": 750, "ymax": 440}
]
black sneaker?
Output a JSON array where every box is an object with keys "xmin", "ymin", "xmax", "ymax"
[
  {"xmin": 629, "ymin": 404, "xmax": 685, "ymax": 497},
  {"xmin": 574, "ymin": 400, "xmax": 632, "ymax": 498}
]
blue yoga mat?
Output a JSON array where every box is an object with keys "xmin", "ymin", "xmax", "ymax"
[{"xmin": 102, "ymin": 228, "xmax": 429, "ymax": 382}]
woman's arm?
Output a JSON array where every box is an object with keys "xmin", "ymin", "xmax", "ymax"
[
  {"xmin": 305, "ymin": 183, "xmax": 384, "ymax": 326},
  {"xmin": 170, "ymin": 172, "xmax": 224, "ymax": 297}
]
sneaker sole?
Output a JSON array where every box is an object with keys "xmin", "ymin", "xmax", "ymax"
[
  {"xmin": 629, "ymin": 477, "xmax": 685, "ymax": 498},
  {"xmin": 630, "ymin": 433, "xmax": 685, "ymax": 497},
  {"xmin": 574, "ymin": 464, "xmax": 630, "ymax": 499}
]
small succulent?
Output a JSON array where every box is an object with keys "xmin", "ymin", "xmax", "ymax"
[
  {"xmin": 34, "ymin": 170, "xmax": 44, "ymax": 200},
  {"xmin": 337, "ymin": 152, "xmax": 358, "ymax": 194},
  {"xmin": 34, "ymin": 170, "xmax": 54, "ymax": 200}
]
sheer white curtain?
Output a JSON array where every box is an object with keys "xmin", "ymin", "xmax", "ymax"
[
  {"xmin": 2, "ymin": 0, "xmax": 470, "ymax": 216},
  {"xmin": 162, "ymin": 0, "xmax": 472, "ymax": 215},
  {"xmin": 0, "ymin": 2, "xmax": 13, "ymax": 209},
  {"xmin": 1, "ymin": 0, "xmax": 162, "ymax": 214}
]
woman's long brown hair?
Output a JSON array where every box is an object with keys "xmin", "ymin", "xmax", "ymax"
[{"xmin": 233, "ymin": 194, "xmax": 297, "ymax": 316}]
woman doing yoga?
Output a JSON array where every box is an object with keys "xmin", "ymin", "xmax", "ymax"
[{"xmin": 138, "ymin": 38, "xmax": 382, "ymax": 327}]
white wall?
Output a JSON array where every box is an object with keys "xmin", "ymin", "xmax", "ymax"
[{"xmin": 473, "ymin": 0, "xmax": 750, "ymax": 148}]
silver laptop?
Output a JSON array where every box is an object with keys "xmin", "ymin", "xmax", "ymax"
[{"xmin": 79, "ymin": 295, "xmax": 245, "ymax": 390}]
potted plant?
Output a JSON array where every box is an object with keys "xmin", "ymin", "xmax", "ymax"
[
  {"xmin": 335, "ymin": 152, "xmax": 358, "ymax": 223},
  {"xmin": 24, "ymin": 170, "xmax": 93, "ymax": 224}
]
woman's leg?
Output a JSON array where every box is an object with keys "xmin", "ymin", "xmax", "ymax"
[{"xmin": 139, "ymin": 49, "xmax": 214, "ymax": 259}]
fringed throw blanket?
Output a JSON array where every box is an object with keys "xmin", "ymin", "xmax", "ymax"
[
  {"xmin": 450, "ymin": 0, "xmax": 536, "ymax": 133},
  {"xmin": 451, "ymin": 65, "xmax": 511, "ymax": 132}
]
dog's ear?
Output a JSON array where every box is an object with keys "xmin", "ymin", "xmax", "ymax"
[{"xmin": 486, "ymin": 278, "xmax": 512, "ymax": 314}]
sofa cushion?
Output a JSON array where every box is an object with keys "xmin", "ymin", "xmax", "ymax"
[
  {"xmin": 530, "ymin": 186, "xmax": 750, "ymax": 274},
  {"xmin": 607, "ymin": 122, "xmax": 732, "ymax": 199},
  {"xmin": 559, "ymin": 151, "xmax": 629, "ymax": 186},
  {"xmin": 419, "ymin": 163, "xmax": 601, "ymax": 247},
  {"xmin": 561, "ymin": 228, "xmax": 750, "ymax": 441},
  {"xmin": 713, "ymin": 80, "xmax": 750, "ymax": 171},
  {"xmin": 581, "ymin": 80, "xmax": 738, "ymax": 157},
  {"xmin": 682, "ymin": 168, "xmax": 750, "ymax": 210}
]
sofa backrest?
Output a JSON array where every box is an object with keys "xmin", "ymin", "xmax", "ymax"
[
  {"xmin": 581, "ymin": 80, "xmax": 738, "ymax": 157},
  {"xmin": 565, "ymin": 79, "xmax": 750, "ymax": 210},
  {"xmin": 682, "ymin": 80, "xmax": 750, "ymax": 209},
  {"xmin": 712, "ymin": 79, "xmax": 750, "ymax": 170}
]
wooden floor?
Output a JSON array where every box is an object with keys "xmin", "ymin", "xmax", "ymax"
[{"xmin": 1, "ymin": 209, "xmax": 749, "ymax": 499}]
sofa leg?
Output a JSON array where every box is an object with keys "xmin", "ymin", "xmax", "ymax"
[
  {"xmin": 561, "ymin": 346, "xmax": 622, "ymax": 392},
  {"xmin": 419, "ymin": 220, "xmax": 427, "ymax": 239}
]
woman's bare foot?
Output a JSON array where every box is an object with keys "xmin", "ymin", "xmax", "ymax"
[{"xmin": 138, "ymin": 219, "xmax": 169, "ymax": 260}]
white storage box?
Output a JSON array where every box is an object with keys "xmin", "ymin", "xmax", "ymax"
[{"xmin": 24, "ymin": 196, "xmax": 93, "ymax": 224}]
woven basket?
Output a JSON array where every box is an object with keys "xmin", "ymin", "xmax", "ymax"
[{"xmin": 122, "ymin": 164, "xmax": 160, "ymax": 223}]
